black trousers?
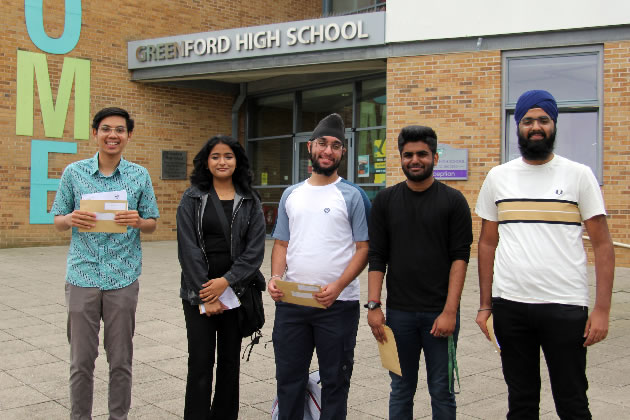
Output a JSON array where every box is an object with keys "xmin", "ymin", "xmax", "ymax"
[
  {"xmin": 493, "ymin": 297, "xmax": 591, "ymax": 420},
  {"xmin": 272, "ymin": 300, "xmax": 360, "ymax": 420},
  {"xmin": 182, "ymin": 300, "xmax": 242, "ymax": 420}
]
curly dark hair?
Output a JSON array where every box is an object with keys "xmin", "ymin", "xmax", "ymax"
[{"xmin": 190, "ymin": 135, "xmax": 258, "ymax": 197}]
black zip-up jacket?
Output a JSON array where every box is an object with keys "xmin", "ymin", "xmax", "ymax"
[{"xmin": 177, "ymin": 185, "xmax": 266, "ymax": 305}]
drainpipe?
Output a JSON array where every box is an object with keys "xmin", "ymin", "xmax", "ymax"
[{"xmin": 232, "ymin": 83, "xmax": 247, "ymax": 140}]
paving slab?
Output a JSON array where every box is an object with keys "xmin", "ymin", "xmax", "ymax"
[{"xmin": 0, "ymin": 240, "xmax": 629, "ymax": 419}]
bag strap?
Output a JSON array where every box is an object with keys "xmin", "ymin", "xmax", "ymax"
[{"xmin": 208, "ymin": 185, "xmax": 231, "ymax": 248}]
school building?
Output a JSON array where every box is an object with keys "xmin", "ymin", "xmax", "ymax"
[{"xmin": 1, "ymin": 0, "xmax": 629, "ymax": 265}]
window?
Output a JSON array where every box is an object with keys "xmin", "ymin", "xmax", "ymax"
[
  {"xmin": 249, "ymin": 93, "xmax": 294, "ymax": 138},
  {"xmin": 503, "ymin": 46, "xmax": 603, "ymax": 182},
  {"xmin": 247, "ymin": 77, "xmax": 386, "ymax": 230},
  {"xmin": 300, "ymin": 84, "xmax": 353, "ymax": 132},
  {"xmin": 325, "ymin": 0, "xmax": 385, "ymax": 15}
]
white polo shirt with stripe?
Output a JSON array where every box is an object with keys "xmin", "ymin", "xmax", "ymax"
[{"xmin": 475, "ymin": 155, "xmax": 606, "ymax": 306}]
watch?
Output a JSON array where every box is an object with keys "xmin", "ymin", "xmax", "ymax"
[{"xmin": 364, "ymin": 300, "xmax": 381, "ymax": 310}]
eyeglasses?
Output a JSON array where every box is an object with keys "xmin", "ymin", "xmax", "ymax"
[
  {"xmin": 99, "ymin": 125, "xmax": 127, "ymax": 135},
  {"xmin": 313, "ymin": 139, "xmax": 344, "ymax": 151},
  {"xmin": 519, "ymin": 117, "xmax": 552, "ymax": 127}
]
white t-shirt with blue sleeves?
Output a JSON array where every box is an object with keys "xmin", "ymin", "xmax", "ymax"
[{"xmin": 272, "ymin": 177, "xmax": 370, "ymax": 301}]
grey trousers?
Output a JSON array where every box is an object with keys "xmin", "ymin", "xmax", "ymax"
[{"xmin": 65, "ymin": 281, "xmax": 139, "ymax": 420}]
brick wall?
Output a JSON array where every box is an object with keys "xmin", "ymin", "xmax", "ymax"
[
  {"xmin": 602, "ymin": 41, "xmax": 630, "ymax": 267},
  {"xmin": 0, "ymin": 0, "xmax": 321, "ymax": 247},
  {"xmin": 387, "ymin": 49, "xmax": 630, "ymax": 267}
]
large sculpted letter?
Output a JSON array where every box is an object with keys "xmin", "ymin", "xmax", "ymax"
[
  {"xmin": 24, "ymin": 0, "xmax": 82, "ymax": 54},
  {"xmin": 16, "ymin": 50, "xmax": 90, "ymax": 140},
  {"xmin": 30, "ymin": 140, "xmax": 77, "ymax": 224}
]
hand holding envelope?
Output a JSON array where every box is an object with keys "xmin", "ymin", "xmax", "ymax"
[
  {"xmin": 275, "ymin": 279, "xmax": 326, "ymax": 309},
  {"xmin": 200, "ymin": 286, "xmax": 241, "ymax": 314},
  {"xmin": 79, "ymin": 190, "xmax": 129, "ymax": 233},
  {"xmin": 377, "ymin": 326, "xmax": 402, "ymax": 376}
]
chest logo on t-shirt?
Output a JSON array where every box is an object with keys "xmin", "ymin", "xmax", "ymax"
[{"xmin": 324, "ymin": 208, "xmax": 330, "ymax": 213}]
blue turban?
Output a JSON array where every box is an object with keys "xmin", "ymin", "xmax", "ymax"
[{"xmin": 514, "ymin": 90, "xmax": 558, "ymax": 125}]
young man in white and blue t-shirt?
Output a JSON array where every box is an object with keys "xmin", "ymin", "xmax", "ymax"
[{"xmin": 267, "ymin": 113, "xmax": 370, "ymax": 420}]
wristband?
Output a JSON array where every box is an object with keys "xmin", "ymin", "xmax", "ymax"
[
  {"xmin": 270, "ymin": 274, "xmax": 283, "ymax": 279},
  {"xmin": 477, "ymin": 308, "xmax": 492, "ymax": 312}
]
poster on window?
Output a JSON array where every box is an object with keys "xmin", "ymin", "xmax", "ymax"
[
  {"xmin": 358, "ymin": 154, "xmax": 370, "ymax": 177},
  {"xmin": 373, "ymin": 139, "xmax": 386, "ymax": 184}
]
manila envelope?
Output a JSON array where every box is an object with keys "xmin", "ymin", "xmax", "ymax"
[
  {"xmin": 486, "ymin": 314, "xmax": 501, "ymax": 354},
  {"xmin": 275, "ymin": 279, "xmax": 326, "ymax": 309},
  {"xmin": 378, "ymin": 326, "xmax": 402, "ymax": 376},
  {"xmin": 79, "ymin": 200, "xmax": 128, "ymax": 233}
]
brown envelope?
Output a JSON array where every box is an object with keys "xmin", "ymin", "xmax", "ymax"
[
  {"xmin": 378, "ymin": 326, "xmax": 402, "ymax": 376},
  {"xmin": 79, "ymin": 200, "xmax": 128, "ymax": 233},
  {"xmin": 487, "ymin": 314, "xmax": 501, "ymax": 353},
  {"xmin": 275, "ymin": 279, "xmax": 325, "ymax": 309}
]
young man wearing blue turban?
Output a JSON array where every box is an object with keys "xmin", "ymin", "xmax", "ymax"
[{"xmin": 474, "ymin": 90, "xmax": 615, "ymax": 419}]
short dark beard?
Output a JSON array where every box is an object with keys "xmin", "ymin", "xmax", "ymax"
[
  {"xmin": 518, "ymin": 128, "xmax": 556, "ymax": 161},
  {"xmin": 310, "ymin": 151, "xmax": 342, "ymax": 177},
  {"xmin": 402, "ymin": 159, "xmax": 434, "ymax": 182}
]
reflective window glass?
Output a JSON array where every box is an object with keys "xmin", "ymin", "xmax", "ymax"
[
  {"xmin": 248, "ymin": 137, "xmax": 292, "ymax": 186},
  {"xmin": 301, "ymin": 84, "xmax": 353, "ymax": 132},
  {"xmin": 331, "ymin": 0, "xmax": 380, "ymax": 14},
  {"xmin": 250, "ymin": 94, "xmax": 293, "ymax": 137},
  {"xmin": 507, "ymin": 54, "xmax": 598, "ymax": 104},
  {"xmin": 359, "ymin": 79, "xmax": 386, "ymax": 128}
]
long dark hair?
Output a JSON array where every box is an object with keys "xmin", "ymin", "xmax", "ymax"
[{"xmin": 190, "ymin": 135, "xmax": 258, "ymax": 198}]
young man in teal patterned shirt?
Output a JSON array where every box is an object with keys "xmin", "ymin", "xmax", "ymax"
[{"xmin": 52, "ymin": 107, "xmax": 159, "ymax": 420}]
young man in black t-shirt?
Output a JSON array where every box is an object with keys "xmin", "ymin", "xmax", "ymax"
[{"xmin": 367, "ymin": 125, "xmax": 472, "ymax": 420}]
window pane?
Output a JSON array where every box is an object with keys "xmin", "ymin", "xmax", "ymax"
[
  {"xmin": 250, "ymin": 94, "xmax": 293, "ymax": 137},
  {"xmin": 355, "ymin": 128, "xmax": 386, "ymax": 184},
  {"xmin": 300, "ymin": 84, "xmax": 353, "ymax": 132},
  {"xmin": 249, "ymin": 137, "xmax": 293, "ymax": 186},
  {"xmin": 331, "ymin": 0, "xmax": 377, "ymax": 13},
  {"xmin": 506, "ymin": 112, "xmax": 599, "ymax": 177},
  {"xmin": 507, "ymin": 54, "xmax": 598, "ymax": 104},
  {"xmin": 256, "ymin": 187, "xmax": 286, "ymax": 235},
  {"xmin": 359, "ymin": 78, "xmax": 386, "ymax": 128}
]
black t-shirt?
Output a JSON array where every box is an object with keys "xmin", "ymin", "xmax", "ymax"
[
  {"xmin": 202, "ymin": 199, "xmax": 233, "ymax": 278},
  {"xmin": 368, "ymin": 181, "xmax": 473, "ymax": 312}
]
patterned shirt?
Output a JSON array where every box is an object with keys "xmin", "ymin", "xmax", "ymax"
[{"xmin": 51, "ymin": 153, "xmax": 160, "ymax": 290}]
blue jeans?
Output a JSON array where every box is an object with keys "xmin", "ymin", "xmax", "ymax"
[
  {"xmin": 273, "ymin": 300, "xmax": 359, "ymax": 420},
  {"xmin": 386, "ymin": 308, "xmax": 459, "ymax": 420}
]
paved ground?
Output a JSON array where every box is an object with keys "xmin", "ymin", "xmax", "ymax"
[{"xmin": 1, "ymin": 240, "xmax": 629, "ymax": 419}]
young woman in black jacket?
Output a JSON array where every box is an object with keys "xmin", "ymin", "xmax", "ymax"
[{"xmin": 176, "ymin": 135, "xmax": 266, "ymax": 420}]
